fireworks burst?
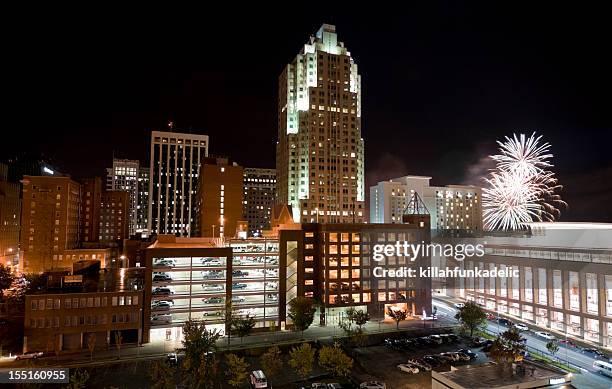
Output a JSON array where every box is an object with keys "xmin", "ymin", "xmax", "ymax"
[{"xmin": 483, "ymin": 132, "xmax": 567, "ymax": 230}]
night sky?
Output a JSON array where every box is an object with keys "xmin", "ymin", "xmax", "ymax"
[{"xmin": 4, "ymin": 5, "xmax": 612, "ymax": 222}]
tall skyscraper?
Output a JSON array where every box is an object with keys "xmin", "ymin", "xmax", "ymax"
[
  {"xmin": 276, "ymin": 24, "xmax": 365, "ymax": 224},
  {"xmin": 136, "ymin": 167, "xmax": 149, "ymax": 234},
  {"xmin": 106, "ymin": 159, "xmax": 139, "ymax": 236},
  {"xmin": 148, "ymin": 131, "xmax": 209, "ymax": 236},
  {"xmin": 243, "ymin": 167, "xmax": 276, "ymax": 236},
  {"xmin": 370, "ymin": 175, "xmax": 483, "ymax": 231},
  {"xmin": 99, "ymin": 190, "xmax": 129, "ymax": 243}
]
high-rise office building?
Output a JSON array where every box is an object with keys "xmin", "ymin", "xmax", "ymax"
[
  {"xmin": 106, "ymin": 159, "xmax": 139, "ymax": 236},
  {"xmin": 137, "ymin": 167, "xmax": 149, "ymax": 235},
  {"xmin": 20, "ymin": 176, "xmax": 82, "ymax": 273},
  {"xmin": 194, "ymin": 157, "xmax": 243, "ymax": 238},
  {"xmin": 243, "ymin": 168, "xmax": 276, "ymax": 236},
  {"xmin": 99, "ymin": 190, "xmax": 129, "ymax": 244},
  {"xmin": 0, "ymin": 163, "xmax": 20, "ymax": 268},
  {"xmin": 276, "ymin": 24, "xmax": 365, "ymax": 224},
  {"xmin": 148, "ymin": 131, "xmax": 209, "ymax": 236},
  {"xmin": 80, "ymin": 177, "xmax": 102, "ymax": 242},
  {"xmin": 370, "ymin": 176, "xmax": 483, "ymax": 231}
]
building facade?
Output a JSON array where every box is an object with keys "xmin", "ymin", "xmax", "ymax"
[
  {"xmin": 243, "ymin": 168, "xmax": 276, "ymax": 237},
  {"xmin": 194, "ymin": 157, "xmax": 243, "ymax": 239},
  {"xmin": 20, "ymin": 176, "xmax": 82, "ymax": 273},
  {"xmin": 0, "ymin": 163, "xmax": 20, "ymax": 268},
  {"xmin": 137, "ymin": 167, "xmax": 149, "ymax": 235},
  {"xmin": 99, "ymin": 190, "xmax": 129, "ymax": 244},
  {"xmin": 106, "ymin": 159, "xmax": 139, "ymax": 236},
  {"xmin": 23, "ymin": 290, "xmax": 144, "ymax": 352},
  {"xmin": 370, "ymin": 175, "xmax": 483, "ymax": 231},
  {"xmin": 450, "ymin": 223, "xmax": 612, "ymax": 349},
  {"xmin": 148, "ymin": 131, "xmax": 209, "ymax": 236},
  {"xmin": 80, "ymin": 177, "xmax": 102, "ymax": 243},
  {"xmin": 276, "ymin": 24, "xmax": 365, "ymax": 224}
]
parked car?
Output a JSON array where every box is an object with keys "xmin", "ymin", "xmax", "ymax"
[
  {"xmin": 202, "ymin": 271, "xmax": 223, "ymax": 279},
  {"xmin": 582, "ymin": 348, "xmax": 607, "ymax": 359},
  {"xmin": 154, "ymin": 260, "xmax": 175, "ymax": 268},
  {"xmin": 231, "ymin": 296, "xmax": 246, "ymax": 303},
  {"xmin": 486, "ymin": 313, "xmax": 496, "ymax": 320},
  {"xmin": 428, "ymin": 335, "xmax": 443, "ymax": 345},
  {"xmin": 454, "ymin": 303, "xmax": 465, "ymax": 309},
  {"xmin": 327, "ymin": 384, "xmax": 342, "ymax": 389},
  {"xmin": 202, "ymin": 284, "xmax": 224, "ymax": 291},
  {"xmin": 498, "ymin": 318, "xmax": 513, "ymax": 326},
  {"xmin": 481, "ymin": 340, "xmax": 495, "ymax": 352},
  {"xmin": 457, "ymin": 348, "xmax": 477, "ymax": 360},
  {"xmin": 397, "ymin": 363, "xmax": 419, "ymax": 374},
  {"xmin": 203, "ymin": 311, "xmax": 222, "ymax": 317},
  {"xmin": 439, "ymin": 352, "xmax": 461, "ymax": 362},
  {"xmin": 151, "ymin": 315, "xmax": 172, "ymax": 324},
  {"xmin": 266, "ymin": 294, "xmax": 278, "ymax": 302},
  {"xmin": 201, "ymin": 259, "xmax": 222, "ymax": 266},
  {"xmin": 249, "ymin": 370, "xmax": 268, "ymax": 388},
  {"xmin": 153, "ymin": 273, "xmax": 172, "ymax": 282},
  {"xmin": 203, "ymin": 297, "xmax": 224, "ymax": 304},
  {"xmin": 155, "ymin": 258, "xmax": 176, "ymax": 266},
  {"xmin": 559, "ymin": 339, "xmax": 577, "ymax": 348},
  {"xmin": 232, "ymin": 283, "xmax": 247, "ymax": 289},
  {"xmin": 16, "ymin": 351, "xmax": 43, "ymax": 360},
  {"xmin": 151, "ymin": 301, "xmax": 173, "ymax": 310},
  {"xmin": 471, "ymin": 337, "xmax": 487, "ymax": 347},
  {"xmin": 152, "ymin": 287, "xmax": 174, "ymax": 296},
  {"xmin": 311, "ymin": 384, "xmax": 326, "ymax": 389},
  {"xmin": 514, "ymin": 323, "xmax": 529, "ymax": 331},
  {"xmin": 454, "ymin": 352, "xmax": 471, "ymax": 362},
  {"xmin": 535, "ymin": 331, "xmax": 556, "ymax": 340},
  {"xmin": 359, "ymin": 381, "xmax": 386, "ymax": 389},
  {"xmin": 166, "ymin": 352, "xmax": 185, "ymax": 366},
  {"xmin": 407, "ymin": 358, "xmax": 431, "ymax": 371},
  {"xmin": 232, "ymin": 270, "xmax": 249, "ymax": 277}
]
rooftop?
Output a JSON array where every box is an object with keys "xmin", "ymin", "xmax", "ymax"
[
  {"xmin": 432, "ymin": 362, "xmax": 572, "ymax": 389},
  {"xmin": 147, "ymin": 235, "xmax": 220, "ymax": 249}
]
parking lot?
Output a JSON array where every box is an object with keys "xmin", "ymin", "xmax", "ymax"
[{"xmin": 351, "ymin": 334, "xmax": 487, "ymax": 389}]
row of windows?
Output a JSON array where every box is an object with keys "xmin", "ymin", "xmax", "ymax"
[{"xmin": 30, "ymin": 295, "xmax": 139, "ymax": 310}]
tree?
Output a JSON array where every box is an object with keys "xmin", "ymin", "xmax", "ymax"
[
  {"xmin": 62, "ymin": 369, "xmax": 89, "ymax": 389},
  {"xmin": 318, "ymin": 344, "xmax": 353, "ymax": 377},
  {"xmin": 260, "ymin": 346, "xmax": 283, "ymax": 382},
  {"xmin": 179, "ymin": 319, "xmax": 222, "ymax": 388},
  {"xmin": 386, "ymin": 307, "xmax": 407, "ymax": 330},
  {"xmin": 232, "ymin": 314, "xmax": 256, "ymax": 345},
  {"xmin": 114, "ymin": 331, "xmax": 122, "ymax": 359},
  {"xmin": 226, "ymin": 353, "xmax": 249, "ymax": 388},
  {"xmin": 0, "ymin": 264, "xmax": 13, "ymax": 296},
  {"xmin": 87, "ymin": 333, "xmax": 96, "ymax": 361},
  {"xmin": 546, "ymin": 339, "xmax": 559, "ymax": 357},
  {"xmin": 288, "ymin": 297, "xmax": 316, "ymax": 336},
  {"xmin": 150, "ymin": 359, "xmax": 176, "ymax": 389},
  {"xmin": 353, "ymin": 310, "xmax": 370, "ymax": 330},
  {"xmin": 454, "ymin": 301, "xmax": 487, "ymax": 337},
  {"xmin": 490, "ymin": 327, "xmax": 526, "ymax": 369},
  {"xmin": 289, "ymin": 343, "xmax": 315, "ymax": 381}
]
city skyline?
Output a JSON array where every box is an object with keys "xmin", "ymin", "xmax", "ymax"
[{"xmin": 3, "ymin": 8, "xmax": 611, "ymax": 225}]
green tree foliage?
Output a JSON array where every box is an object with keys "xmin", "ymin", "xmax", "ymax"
[
  {"xmin": 150, "ymin": 359, "xmax": 176, "ymax": 389},
  {"xmin": 490, "ymin": 327, "xmax": 526, "ymax": 367},
  {"xmin": 63, "ymin": 369, "xmax": 90, "ymax": 389},
  {"xmin": 179, "ymin": 319, "xmax": 222, "ymax": 388},
  {"xmin": 225, "ymin": 353, "xmax": 249, "ymax": 388},
  {"xmin": 318, "ymin": 344, "xmax": 353, "ymax": 377},
  {"xmin": 454, "ymin": 301, "xmax": 487, "ymax": 337},
  {"xmin": 353, "ymin": 310, "xmax": 370, "ymax": 330},
  {"xmin": 546, "ymin": 339, "xmax": 559, "ymax": 357},
  {"xmin": 386, "ymin": 307, "xmax": 407, "ymax": 330},
  {"xmin": 289, "ymin": 343, "xmax": 315, "ymax": 380},
  {"xmin": 0, "ymin": 264, "xmax": 13, "ymax": 296},
  {"xmin": 288, "ymin": 297, "xmax": 316, "ymax": 336},
  {"xmin": 260, "ymin": 346, "xmax": 283, "ymax": 380},
  {"xmin": 231, "ymin": 314, "xmax": 256, "ymax": 344}
]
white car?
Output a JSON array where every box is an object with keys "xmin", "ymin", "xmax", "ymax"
[
  {"xmin": 153, "ymin": 260, "xmax": 175, "ymax": 268},
  {"xmin": 151, "ymin": 314, "xmax": 172, "ymax": 325},
  {"xmin": 231, "ymin": 296, "xmax": 246, "ymax": 303},
  {"xmin": 454, "ymin": 303, "xmax": 465, "ymax": 309},
  {"xmin": 202, "ymin": 284, "xmax": 224, "ymax": 291},
  {"xmin": 397, "ymin": 364, "xmax": 419, "ymax": 374},
  {"xmin": 535, "ymin": 331, "xmax": 556, "ymax": 340},
  {"xmin": 16, "ymin": 351, "xmax": 44, "ymax": 360},
  {"xmin": 360, "ymin": 382, "xmax": 386, "ymax": 389},
  {"xmin": 514, "ymin": 323, "xmax": 529, "ymax": 331},
  {"xmin": 407, "ymin": 359, "xmax": 431, "ymax": 371}
]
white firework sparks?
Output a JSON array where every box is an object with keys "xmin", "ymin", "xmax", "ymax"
[{"xmin": 483, "ymin": 132, "xmax": 566, "ymax": 230}]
